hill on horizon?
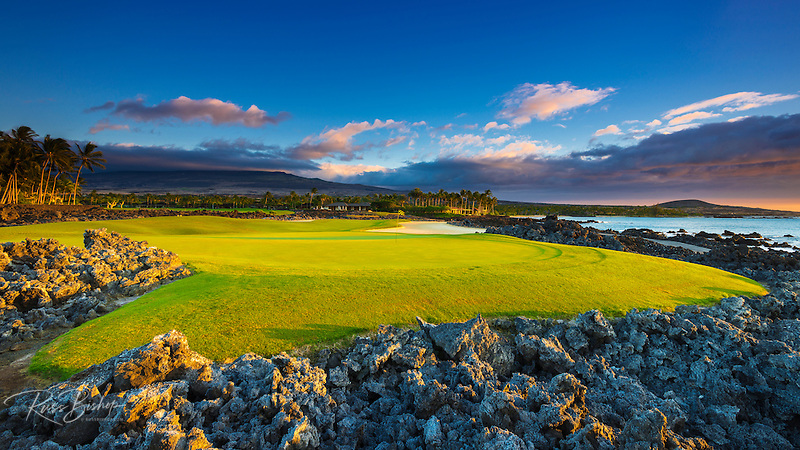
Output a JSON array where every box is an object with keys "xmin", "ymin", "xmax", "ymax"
[
  {"xmin": 82, "ymin": 170, "xmax": 401, "ymax": 197},
  {"xmin": 656, "ymin": 199, "xmax": 798, "ymax": 216}
]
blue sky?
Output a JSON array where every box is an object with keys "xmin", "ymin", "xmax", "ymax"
[{"xmin": 3, "ymin": 0, "xmax": 800, "ymax": 209}]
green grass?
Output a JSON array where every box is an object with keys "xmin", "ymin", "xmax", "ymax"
[
  {"xmin": 137, "ymin": 207, "xmax": 295, "ymax": 215},
  {"xmin": 0, "ymin": 217, "xmax": 766, "ymax": 379}
]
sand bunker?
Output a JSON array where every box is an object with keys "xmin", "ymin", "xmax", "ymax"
[{"xmin": 369, "ymin": 221, "xmax": 485, "ymax": 235}]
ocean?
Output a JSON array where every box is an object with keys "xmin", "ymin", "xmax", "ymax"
[{"xmin": 518, "ymin": 216, "xmax": 800, "ymax": 249}]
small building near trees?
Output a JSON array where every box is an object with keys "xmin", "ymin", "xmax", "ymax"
[{"xmin": 327, "ymin": 202, "xmax": 372, "ymax": 211}]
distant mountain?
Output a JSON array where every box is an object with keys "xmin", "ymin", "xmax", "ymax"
[
  {"xmin": 82, "ymin": 170, "xmax": 401, "ymax": 196},
  {"xmin": 656, "ymin": 199, "xmax": 798, "ymax": 217}
]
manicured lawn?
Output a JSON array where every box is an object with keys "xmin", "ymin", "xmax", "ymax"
[{"xmin": 0, "ymin": 217, "xmax": 766, "ymax": 379}]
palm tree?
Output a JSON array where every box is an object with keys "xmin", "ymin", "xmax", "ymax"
[
  {"xmin": 71, "ymin": 142, "xmax": 105, "ymax": 205},
  {"xmin": 309, "ymin": 188, "xmax": 318, "ymax": 209},
  {"xmin": 1, "ymin": 126, "xmax": 40, "ymax": 204},
  {"xmin": 38, "ymin": 135, "xmax": 71, "ymax": 204},
  {"xmin": 47, "ymin": 144, "xmax": 77, "ymax": 204}
]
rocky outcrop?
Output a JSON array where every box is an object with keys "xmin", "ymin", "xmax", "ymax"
[
  {"xmin": 0, "ymin": 229, "xmax": 191, "ymax": 355},
  {"xmin": 483, "ymin": 216, "xmax": 800, "ymax": 276},
  {"xmin": 2, "ymin": 272, "xmax": 798, "ymax": 449}
]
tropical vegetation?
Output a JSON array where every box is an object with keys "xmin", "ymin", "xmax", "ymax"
[{"xmin": 0, "ymin": 126, "xmax": 105, "ymax": 205}]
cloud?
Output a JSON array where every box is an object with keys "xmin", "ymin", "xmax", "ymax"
[
  {"xmin": 498, "ymin": 82, "xmax": 616, "ymax": 125},
  {"xmin": 728, "ymin": 116, "xmax": 749, "ymax": 122},
  {"xmin": 667, "ymin": 111, "xmax": 722, "ymax": 126},
  {"xmin": 593, "ymin": 124, "xmax": 622, "ymax": 137},
  {"xmin": 645, "ymin": 119, "xmax": 662, "ymax": 128},
  {"xmin": 411, "ymin": 121, "xmax": 427, "ymax": 127},
  {"xmin": 302, "ymin": 163, "xmax": 390, "ymax": 180},
  {"xmin": 554, "ymin": 123, "xmax": 567, "ymax": 129},
  {"xmin": 89, "ymin": 119, "xmax": 130, "ymax": 134},
  {"xmin": 84, "ymin": 101, "xmax": 115, "ymax": 113},
  {"xmin": 345, "ymin": 114, "xmax": 800, "ymax": 201},
  {"xmin": 483, "ymin": 121, "xmax": 511, "ymax": 133},
  {"xmin": 439, "ymin": 133, "xmax": 485, "ymax": 150},
  {"xmin": 287, "ymin": 119, "xmax": 405, "ymax": 161},
  {"xmin": 107, "ymin": 96, "xmax": 289, "ymax": 128},
  {"xmin": 96, "ymin": 140, "xmax": 314, "ymax": 172},
  {"xmin": 664, "ymin": 92, "xmax": 798, "ymax": 119},
  {"xmin": 656, "ymin": 123, "xmax": 702, "ymax": 135}
]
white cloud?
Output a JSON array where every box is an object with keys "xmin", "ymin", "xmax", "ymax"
[
  {"xmin": 309, "ymin": 163, "xmax": 390, "ymax": 180},
  {"xmin": 438, "ymin": 133, "xmax": 485, "ymax": 149},
  {"xmin": 728, "ymin": 116, "xmax": 749, "ymax": 122},
  {"xmin": 668, "ymin": 111, "xmax": 722, "ymax": 126},
  {"xmin": 663, "ymin": 91, "xmax": 798, "ymax": 119},
  {"xmin": 498, "ymin": 82, "xmax": 616, "ymax": 125},
  {"xmin": 483, "ymin": 121, "xmax": 511, "ymax": 133},
  {"xmin": 646, "ymin": 119, "xmax": 662, "ymax": 128},
  {"xmin": 485, "ymin": 135, "xmax": 513, "ymax": 146},
  {"xmin": 657, "ymin": 123, "xmax": 702, "ymax": 134},
  {"xmin": 593, "ymin": 124, "xmax": 622, "ymax": 137},
  {"xmin": 411, "ymin": 121, "xmax": 427, "ymax": 127},
  {"xmin": 554, "ymin": 123, "xmax": 567, "ymax": 129},
  {"xmin": 289, "ymin": 119, "xmax": 406, "ymax": 160}
]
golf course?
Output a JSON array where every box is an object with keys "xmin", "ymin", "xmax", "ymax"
[{"xmin": 0, "ymin": 216, "xmax": 767, "ymax": 379}]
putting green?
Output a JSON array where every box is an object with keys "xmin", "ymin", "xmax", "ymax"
[{"xmin": 0, "ymin": 217, "xmax": 766, "ymax": 379}]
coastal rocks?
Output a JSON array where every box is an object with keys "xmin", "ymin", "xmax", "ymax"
[
  {"xmin": 5, "ymin": 275, "xmax": 800, "ymax": 449},
  {"xmin": 484, "ymin": 217, "xmax": 800, "ymax": 274},
  {"xmin": 0, "ymin": 230, "xmax": 191, "ymax": 360}
]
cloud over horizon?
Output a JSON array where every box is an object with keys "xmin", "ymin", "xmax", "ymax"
[
  {"xmin": 346, "ymin": 114, "xmax": 800, "ymax": 200},
  {"xmin": 91, "ymin": 114, "xmax": 800, "ymax": 205},
  {"xmin": 89, "ymin": 96, "xmax": 290, "ymax": 128}
]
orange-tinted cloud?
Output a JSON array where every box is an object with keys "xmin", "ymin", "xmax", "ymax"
[
  {"xmin": 107, "ymin": 96, "xmax": 289, "ymax": 128},
  {"xmin": 498, "ymin": 82, "xmax": 615, "ymax": 125}
]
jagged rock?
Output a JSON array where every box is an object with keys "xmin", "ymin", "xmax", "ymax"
[
  {"xmin": 0, "ymin": 230, "xmax": 191, "ymax": 358},
  {"xmin": 113, "ymin": 331, "xmax": 211, "ymax": 391}
]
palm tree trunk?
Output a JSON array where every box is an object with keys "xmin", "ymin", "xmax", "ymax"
[
  {"xmin": 49, "ymin": 171, "xmax": 60, "ymax": 204},
  {"xmin": 72, "ymin": 166, "xmax": 83, "ymax": 205}
]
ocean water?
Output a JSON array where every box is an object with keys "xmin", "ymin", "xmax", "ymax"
[{"xmin": 519, "ymin": 216, "xmax": 800, "ymax": 249}]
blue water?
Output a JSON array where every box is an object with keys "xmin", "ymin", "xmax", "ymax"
[{"xmin": 520, "ymin": 216, "xmax": 800, "ymax": 249}]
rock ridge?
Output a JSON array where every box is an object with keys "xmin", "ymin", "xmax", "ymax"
[
  {"xmin": 0, "ymin": 229, "xmax": 191, "ymax": 358},
  {"xmin": 1, "ymin": 271, "xmax": 798, "ymax": 449}
]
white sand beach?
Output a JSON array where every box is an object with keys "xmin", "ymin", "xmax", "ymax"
[{"xmin": 368, "ymin": 221, "xmax": 486, "ymax": 235}]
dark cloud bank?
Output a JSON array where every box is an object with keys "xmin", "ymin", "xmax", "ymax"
[{"xmin": 98, "ymin": 114, "xmax": 800, "ymax": 201}]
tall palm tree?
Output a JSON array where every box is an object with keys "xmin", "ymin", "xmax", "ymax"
[
  {"xmin": 1, "ymin": 126, "xmax": 39, "ymax": 204},
  {"xmin": 71, "ymin": 142, "xmax": 105, "ymax": 205},
  {"xmin": 46, "ymin": 144, "xmax": 77, "ymax": 204},
  {"xmin": 38, "ymin": 135, "xmax": 71, "ymax": 204}
]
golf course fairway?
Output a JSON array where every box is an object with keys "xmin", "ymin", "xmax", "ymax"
[{"xmin": 0, "ymin": 216, "xmax": 766, "ymax": 379}]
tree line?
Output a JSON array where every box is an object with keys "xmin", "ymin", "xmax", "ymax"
[
  {"xmin": 82, "ymin": 189, "xmax": 498, "ymax": 215},
  {"xmin": 0, "ymin": 126, "xmax": 106, "ymax": 205}
]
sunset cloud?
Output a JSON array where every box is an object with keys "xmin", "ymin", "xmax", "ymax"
[
  {"xmin": 306, "ymin": 163, "xmax": 390, "ymax": 180},
  {"xmin": 287, "ymin": 119, "xmax": 405, "ymax": 160},
  {"xmin": 593, "ymin": 124, "xmax": 622, "ymax": 137},
  {"xmin": 667, "ymin": 111, "xmax": 722, "ymax": 126},
  {"xmin": 663, "ymin": 91, "xmax": 798, "ymax": 119},
  {"xmin": 498, "ymin": 82, "xmax": 616, "ymax": 125},
  {"xmin": 349, "ymin": 114, "xmax": 800, "ymax": 199},
  {"xmin": 483, "ymin": 121, "xmax": 511, "ymax": 133},
  {"xmin": 107, "ymin": 96, "xmax": 289, "ymax": 127},
  {"xmin": 89, "ymin": 119, "xmax": 130, "ymax": 134}
]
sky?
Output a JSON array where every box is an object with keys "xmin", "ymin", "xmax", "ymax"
[{"xmin": 2, "ymin": 0, "xmax": 800, "ymax": 210}]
